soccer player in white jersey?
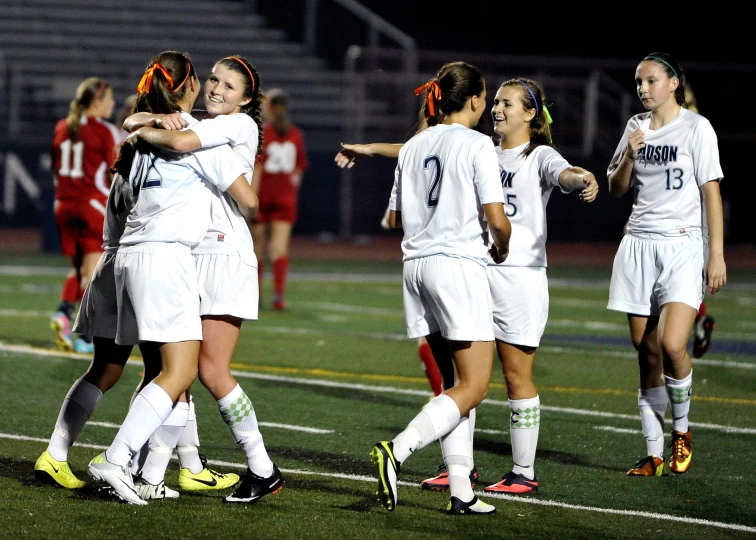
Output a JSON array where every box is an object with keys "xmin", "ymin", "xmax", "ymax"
[
  {"xmin": 123, "ymin": 55, "xmax": 283, "ymax": 504},
  {"xmin": 336, "ymin": 78, "xmax": 599, "ymax": 496},
  {"xmin": 86, "ymin": 50, "xmax": 258, "ymax": 505},
  {"xmin": 475, "ymin": 77, "xmax": 598, "ymax": 494},
  {"xmin": 607, "ymin": 52, "xmax": 726, "ymax": 477},
  {"xmin": 34, "ymin": 169, "xmax": 168, "ymax": 491},
  {"xmin": 370, "ymin": 61, "xmax": 511, "ymax": 515},
  {"xmin": 34, "ymin": 65, "xmax": 236, "ymax": 497}
]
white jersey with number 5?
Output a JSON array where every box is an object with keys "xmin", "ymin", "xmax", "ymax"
[
  {"xmin": 491, "ymin": 142, "xmax": 571, "ymax": 267},
  {"xmin": 388, "ymin": 123, "xmax": 504, "ymax": 263},
  {"xmin": 607, "ymin": 108, "xmax": 723, "ymax": 235}
]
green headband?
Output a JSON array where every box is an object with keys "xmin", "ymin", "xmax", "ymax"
[
  {"xmin": 644, "ymin": 55, "xmax": 679, "ymax": 79},
  {"xmin": 543, "ymin": 105, "xmax": 553, "ymax": 125}
]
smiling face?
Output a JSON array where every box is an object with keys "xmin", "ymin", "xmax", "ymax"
[
  {"xmin": 204, "ymin": 63, "xmax": 251, "ymax": 117},
  {"xmin": 635, "ymin": 60, "xmax": 678, "ymax": 112},
  {"xmin": 490, "ymin": 85, "xmax": 535, "ymax": 143}
]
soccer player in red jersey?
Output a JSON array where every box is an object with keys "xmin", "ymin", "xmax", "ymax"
[
  {"xmin": 50, "ymin": 77, "xmax": 121, "ymax": 353},
  {"xmin": 250, "ymin": 89, "xmax": 308, "ymax": 310}
]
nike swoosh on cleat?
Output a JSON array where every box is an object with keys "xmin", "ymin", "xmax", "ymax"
[
  {"xmin": 47, "ymin": 460, "xmax": 59, "ymax": 474},
  {"xmin": 191, "ymin": 477, "xmax": 218, "ymax": 487}
]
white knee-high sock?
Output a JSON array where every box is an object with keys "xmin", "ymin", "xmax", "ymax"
[
  {"xmin": 218, "ymin": 384, "xmax": 274, "ymax": 477},
  {"xmin": 139, "ymin": 402, "xmax": 190, "ymax": 484},
  {"xmin": 392, "ymin": 394, "xmax": 461, "ymax": 464},
  {"xmin": 127, "ymin": 391, "xmax": 148, "ymax": 475},
  {"xmin": 48, "ymin": 380, "xmax": 102, "ymax": 461},
  {"xmin": 665, "ymin": 371, "xmax": 692, "ymax": 433},
  {"xmin": 176, "ymin": 398, "xmax": 204, "ymax": 474},
  {"xmin": 441, "ymin": 414, "xmax": 474, "ymax": 502},
  {"xmin": 510, "ymin": 395, "xmax": 540, "ymax": 479},
  {"xmin": 638, "ymin": 386, "xmax": 668, "ymax": 458},
  {"xmin": 106, "ymin": 383, "xmax": 175, "ymax": 468}
]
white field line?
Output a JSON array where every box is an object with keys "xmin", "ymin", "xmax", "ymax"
[
  {"xmin": 2, "ymin": 431, "xmax": 754, "ymax": 533},
  {"xmin": 2, "ymin": 341, "xmax": 756, "ymax": 434},
  {"xmin": 85, "ymin": 420, "xmax": 334, "ymax": 434},
  {"xmin": 594, "ymin": 426, "xmax": 640, "ymax": 435}
]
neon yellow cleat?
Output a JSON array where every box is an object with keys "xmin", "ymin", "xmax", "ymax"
[
  {"xmin": 178, "ymin": 457, "xmax": 240, "ymax": 491},
  {"xmin": 34, "ymin": 450, "xmax": 86, "ymax": 489}
]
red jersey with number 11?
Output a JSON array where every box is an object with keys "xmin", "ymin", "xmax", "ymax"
[{"xmin": 51, "ymin": 116, "xmax": 121, "ymax": 204}]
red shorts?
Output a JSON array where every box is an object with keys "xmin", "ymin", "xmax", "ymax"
[
  {"xmin": 54, "ymin": 198, "xmax": 106, "ymax": 256},
  {"xmin": 255, "ymin": 191, "xmax": 298, "ymax": 224}
]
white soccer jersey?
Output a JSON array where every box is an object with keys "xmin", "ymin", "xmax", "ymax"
[
  {"xmin": 189, "ymin": 113, "xmax": 257, "ymax": 264},
  {"xmin": 491, "ymin": 142, "xmax": 571, "ymax": 267},
  {"xmin": 388, "ymin": 123, "xmax": 504, "ymax": 263},
  {"xmin": 607, "ymin": 108, "xmax": 723, "ymax": 235},
  {"xmin": 119, "ymin": 113, "xmax": 246, "ymax": 247},
  {"xmin": 101, "ymin": 173, "xmax": 135, "ymax": 252}
]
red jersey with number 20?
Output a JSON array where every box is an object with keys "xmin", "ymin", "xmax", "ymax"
[
  {"xmin": 51, "ymin": 116, "xmax": 121, "ymax": 204},
  {"xmin": 258, "ymin": 123, "xmax": 308, "ymax": 200}
]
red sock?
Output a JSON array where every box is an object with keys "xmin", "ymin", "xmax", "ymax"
[
  {"xmin": 61, "ymin": 274, "xmax": 80, "ymax": 303},
  {"xmin": 696, "ymin": 301, "xmax": 707, "ymax": 322},
  {"xmin": 273, "ymin": 256, "xmax": 289, "ymax": 297},
  {"xmin": 418, "ymin": 342, "xmax": 443, "ymax": 396}
]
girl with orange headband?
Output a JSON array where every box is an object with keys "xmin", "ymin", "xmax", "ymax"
[
  {"xmin": 81, "ymin": 50, "xmax": 258, "ymax": 505},
  {"xmin": 368, "ymin": 61, "xmax": 510, "ymax": 515},
  {"xmin": 122, "ymin": 54, "xmax": 283, "ymax": 504}
]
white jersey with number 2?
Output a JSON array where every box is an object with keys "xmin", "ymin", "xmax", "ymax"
[
  {"xmin": 389, "ymin": 123, "xmax": 504, "ymax": 263},
  {"xmin": 120, "ymin": 112, "xmax": 246, "ymax": 247}
]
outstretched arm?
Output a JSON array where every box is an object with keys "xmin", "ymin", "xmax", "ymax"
[
  {"xmin": 559, "ymin": 167, "xmax": 599, "ymax": 203},
  {"xmin": 334, "ymin": 143, "xmax": 403, "ymax": 168}
]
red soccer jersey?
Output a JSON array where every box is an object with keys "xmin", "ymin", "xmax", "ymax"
[
  {"xmin": 51, "ymin": 116, "xmax": 120, "ymax": 204},
  {"xmin": 258, "ymin": 123, "xmax": 308, "ymax": 199}
]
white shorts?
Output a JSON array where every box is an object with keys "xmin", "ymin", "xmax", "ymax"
[
  {"xmin": 487, "ymin": 266, "xmax": 548, "ymax": 347},
  {"xmin": 194, "ymin": 253, "xmax": 259, "ymax": 320},
  {"xmin": 115, "ymin": 243, "xmax": 202, "ymax": 345},
  {"xmin": 607, "ymin": 232, "xmax": 704, "ymax": 316},
  {"xmin": 72, "ymin": 251, "xmax": 119, "ymax": 340},
  {"xmin": 403, "ymin": 255, "xmax": 494, "ymax": 341}
]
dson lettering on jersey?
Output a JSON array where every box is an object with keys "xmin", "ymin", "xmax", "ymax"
[{"xmin": 638, "ymin": 145, "xmax": 678, "ymax": 167}]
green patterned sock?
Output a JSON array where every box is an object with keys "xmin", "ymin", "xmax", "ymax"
[
  {"xmin": 510, "ymin": 395, "xmax": 540, "ymax": 478},
  {"xmin": 665, "ymin": 371, "xmax": 692, "ymax": 433}
]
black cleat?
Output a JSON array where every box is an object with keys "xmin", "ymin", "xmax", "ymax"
[
  {"xmin": 693, "ymin": 315, "xmax": 715, "ymax": 358},
  {"xmin": 446, "ymin": 495, "xmax": 496, "ymax": 515},
  {"xmin": 223, "ymin": 464, "xmax": 283, "ymax": 503}
]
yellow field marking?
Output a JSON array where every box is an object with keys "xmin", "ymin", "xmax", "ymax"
[{"xmin": 2, "ymin": 342, "xmax": 754, "ymax": 407}]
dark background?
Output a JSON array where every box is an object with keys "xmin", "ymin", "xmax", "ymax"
[{"xmin": 258, "ymin": 2, "xmax": 754, "ymax": 244}]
